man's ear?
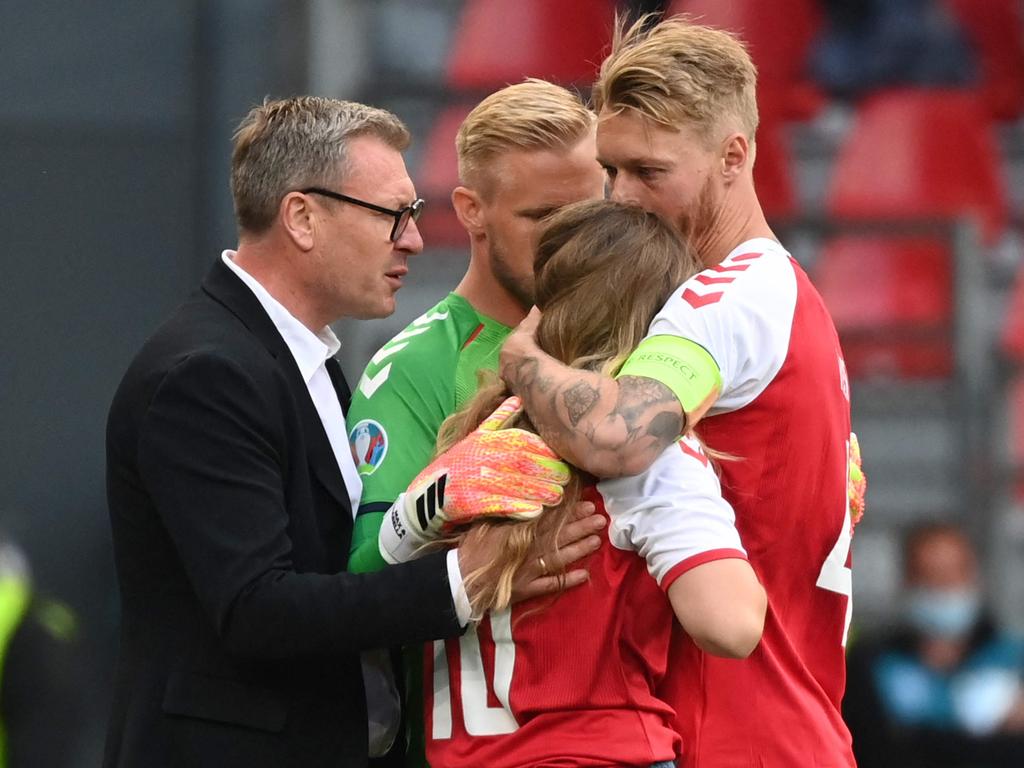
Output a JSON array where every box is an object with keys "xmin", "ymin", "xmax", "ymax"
[
  {"xmin": 452, "ymin": 186, "xmax": 486, "ymax": 236},
  {"xmin": 280, "ymin": 191, "xmax": 316, "ymax": 251},
  {"xmin": 721, "ymin": 132, "xmax": 751, "ymax": 184}
]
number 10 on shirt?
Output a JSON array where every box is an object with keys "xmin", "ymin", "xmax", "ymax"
[{"xmin": 432, "ymin": 608, "xmax": 520, "ymax": 738}]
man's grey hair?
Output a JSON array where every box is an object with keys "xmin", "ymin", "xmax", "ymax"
[{"xmin": 231, "ymin": 96, "xmax": 410, "ymax": 234}]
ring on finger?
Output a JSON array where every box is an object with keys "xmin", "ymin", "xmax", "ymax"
[{"xmin": 538, "ymin": 555, "xmax": 549, "ymax": 575}]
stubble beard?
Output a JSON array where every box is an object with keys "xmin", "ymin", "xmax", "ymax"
[
  {"xmin": 676, "ymin": 176, "xmax": 719, "ymax": 264},
  {"xmin": 489, "ymin": 239, "xmax": 535, "ymax": 311}
]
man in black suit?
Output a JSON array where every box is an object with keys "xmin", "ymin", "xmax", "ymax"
[{"xmin": 103, "ymin": 97, "xmax": 603, "ymax": 768}]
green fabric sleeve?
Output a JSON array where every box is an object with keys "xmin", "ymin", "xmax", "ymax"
[
  {"xmin": 346, "ymin": 335, "xmax": 457, "ymax": 574},
  {"xmin": 617, "ymin": 334, "xmax": 722, "ymax": 414},
  {"xmin": 346, "ymin": 372, "xmax": 449, "ymax": 572},
  {"xmin": 347, "ymin": 511, "xmax": 390, "ymax": 573}
]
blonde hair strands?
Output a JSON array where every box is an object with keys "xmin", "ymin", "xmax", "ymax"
[
  {"xmin": 456, "ymin": 79, "xmax": 595, "ymax": 193},
  {"xmin": 593, "ymin": 14, "xmax": 759, "ymax": 142}
]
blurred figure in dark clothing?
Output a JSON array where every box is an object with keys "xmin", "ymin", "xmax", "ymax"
[
  {"xmin": 811, "ymin": 0, "xmax": 976, "ymax": 98},
  {"xmin": 0, "ymin": 537, "xmax": 83, "ymax": 768},
  {"xmin": 845, "ymin": 523, "xmax": 1024, "ymax": 767}
]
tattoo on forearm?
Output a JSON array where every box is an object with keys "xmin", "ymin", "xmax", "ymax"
[
  {"xmin": 613, "ymin": 376, "xmax": 683, "ymax": 444},
  {"xmin": 505, "ymin": 354, "xmax": 555, "ymax": 396},
  {"xmin": 562, "ymin": 381, "xmax": 601, "ymax": 427},
  {"xmin": 505, "ymin": 355, "xmax": 539, "ymax": 388},
  {"xmin": 647, "ymin": 410, "xmax": 685, "ymax": 441},
  {"xmin": 535, "ymin": 372, "xmax": 555, "ymax": 395},
  {"xmin": 512, "ymin": 361, "xmax": 682, "ymax": 469}
]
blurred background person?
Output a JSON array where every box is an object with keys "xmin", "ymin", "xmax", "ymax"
[
  {"xmin": 844, "ymin": 523, "xmax": 1024, "ymax": 767},
  {"xmin": 0, "ymin": 534, "xmax": 83, "ymax": 768},
  {"xmin": 810, "ymin": 0, "xmax": 977, "ymax": 99}
]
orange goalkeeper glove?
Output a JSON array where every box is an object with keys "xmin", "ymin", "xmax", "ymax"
[
  {"xmin": 378, "ymin": 397, "xmax": 570, "ymax": 564},
  {"xmin": 848, "ymin": 432, "xmax": 866, "ymax": 530}
]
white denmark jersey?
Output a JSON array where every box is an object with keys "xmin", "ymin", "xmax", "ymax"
[
  {"xmin": 649, "ymin": 237, "xmax": 857, "ymax": 767},
  {"xmin": 599, "ymin": 434, "xmax": 746, "ymax": 590},
  {"xmin": 647, "ymin": 237, "xmax": 798, "ymax": 415}
]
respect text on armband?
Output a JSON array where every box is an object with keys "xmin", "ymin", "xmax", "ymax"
[{"xmin": 630, "ymin": 352, "xmax": 698, "ymax": 381}]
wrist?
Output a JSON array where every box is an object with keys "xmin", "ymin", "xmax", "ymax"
[
  {"xmin": 501, "ymin": 345, "xmax": 540, "ymax": 392},
  {"xmin": 377, "ymin": 494, "xmax": 428, "ymax": 564}
]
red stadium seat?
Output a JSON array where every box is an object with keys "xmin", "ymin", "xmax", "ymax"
[
  {"xmin": 416, "ymin": 105, "xmax": 473, "ymax": 247},
  {"xmin": 828, "ymin": 89, "xmax": 1006, "ymax": 243},
  {"xmin": 814, "ymin": 238, "xmax": 953, "ymax": 378},
  {"xmin": 817, "ymin": 90, "xmax": 1006, "ymax": 379},
  {"xmin": 668, "ymin": 0, "xmax": 825, "ymax": 119},
  {"xmin": 946, "ymin": 0, "xmax": 1024, "ymax": 119},
  {"xmin": 446, "ymin": 0, "xmax": 617, "ymax": 90}
]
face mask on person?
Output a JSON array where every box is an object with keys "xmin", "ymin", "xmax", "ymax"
[{"xmin": 905, "ymin": 588, "xmax": 982, "ymax": 638}]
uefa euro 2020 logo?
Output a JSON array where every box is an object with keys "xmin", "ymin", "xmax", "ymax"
[{"xmin": 349, "ymin": 419, "xmax": 388, "ymax": 476}]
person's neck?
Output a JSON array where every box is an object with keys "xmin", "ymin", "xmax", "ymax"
[
  {"xmin": 453, "ymin": 248, "xmax": 528, "ymax": 328},
  {"xmin": 695, "ymin": 189, "xmax": 776, "ymax": 268},
  {"xmin": 233, "ymin": 241, "xmax": 326, "ymax": 334},
  {"xmin": 919, "ymin": 636, "xmax": 968, "ymax": 673}
]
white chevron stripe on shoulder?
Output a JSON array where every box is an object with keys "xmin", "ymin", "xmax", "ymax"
[
  {"xmin": 413, "ymin": 309, "xmax": 450, "ymax": 326},
  {"xmin": 359, "ymin": 363, "xmax": 392, "ymax": 399},
  {"xmin": 371, "ymin": 342, "xmax": 409, "ymax": 366}
]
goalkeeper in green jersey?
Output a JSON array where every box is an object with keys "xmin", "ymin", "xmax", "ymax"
[{"xmin": 346, "ymin": 80, "xmax": 605, "ymax": 766}]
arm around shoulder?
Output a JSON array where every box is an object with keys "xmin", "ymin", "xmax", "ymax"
[
  {"xmin": 500, "ymin": 328, "xmax": 685, "ymax": 478},
  {"xmin": 134, "ymin": 352, "xmax": 461, "ymax": 658}
]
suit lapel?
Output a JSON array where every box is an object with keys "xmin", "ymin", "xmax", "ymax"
[
  {"xmin": 325, "ymin": 357, "xmax": 351, "ymax": 417},
  {"xmin": 201, "ymin": 259, "xmax": 353, "ymax": 518}
]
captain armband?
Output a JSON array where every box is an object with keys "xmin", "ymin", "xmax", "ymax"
[{"xmin": 616, "ymin": 335, "xmax": 722, "ymax": 422}]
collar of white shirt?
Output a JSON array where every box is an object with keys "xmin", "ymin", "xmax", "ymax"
[{"xmin": 220, "ymin": 250, "xmax": 341, "ymax": 383}]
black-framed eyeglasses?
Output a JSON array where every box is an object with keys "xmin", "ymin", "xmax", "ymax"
[{"xmin": 300, "ymin": 187, "xmax": 425, "ymax": 242}]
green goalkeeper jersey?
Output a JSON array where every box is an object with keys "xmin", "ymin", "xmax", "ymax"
[{"xmin": 346, "ymin": 292, "xmax": 511, "ymax": 767}]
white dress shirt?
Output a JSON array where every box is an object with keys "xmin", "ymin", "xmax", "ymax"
[{"xmin": 223, "ymin": 252, "xmax": 363, "ymax": 511}]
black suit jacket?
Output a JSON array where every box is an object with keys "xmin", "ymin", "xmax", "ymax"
[{"xmin": 104, "ymin": 259, "xmax": 461, "ymax": 768}]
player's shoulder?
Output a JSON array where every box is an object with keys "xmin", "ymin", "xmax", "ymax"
[
  {"xmin": 673, "ymin": 238, "xmax": 795, "ymax": 313},
  {"xmin": 375, "ymin": 294, "xmax": 476, "ymax": 365},
  {"xmin": 352, "ymin": 294, "xmax": 479, "ymax": 400}
]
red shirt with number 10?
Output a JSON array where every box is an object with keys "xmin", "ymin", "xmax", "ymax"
[{"xmin": 425, "ymin": 436, "xmax": 747, "ymax": 768}]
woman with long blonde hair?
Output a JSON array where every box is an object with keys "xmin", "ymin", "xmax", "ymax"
[{"xmin": 424, "ymin": 199, "xmax": 766, "ymax": 768}]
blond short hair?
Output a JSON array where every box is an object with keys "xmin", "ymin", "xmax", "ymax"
[
  {"xmin": 593, "ymin": 14, "xmax": 759, "ymax": 142},
  {"xmin": 456, "ymin": 79, "xmax": 594, "ymax": 193},
  {"xmin": 231, "ymin": 96, "xmax": 410, "ymax": 234}
]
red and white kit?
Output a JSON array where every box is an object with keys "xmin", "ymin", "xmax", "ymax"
[
  {"xmin": 425, "ymin": 436, "xmax": 747, "ymax": 768},
  {"xmin": 648, "ymin": 238, "xmax": 856, "ymax": 767}
]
